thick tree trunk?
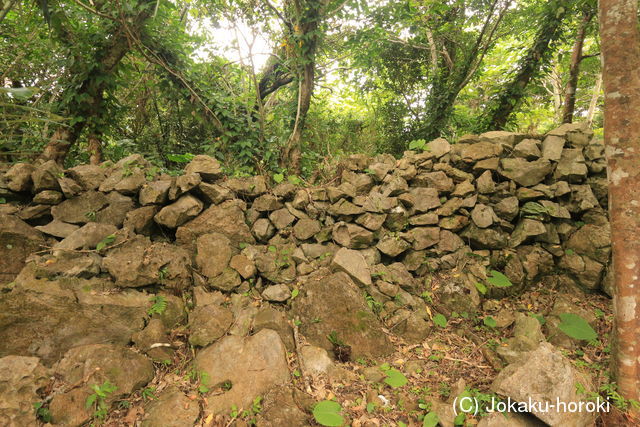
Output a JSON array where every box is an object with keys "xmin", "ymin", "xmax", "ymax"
[
  {"xmin": 599, "ymin": 0, "xmax": 640, "ymax": 402},
  {"xmin": 39, "ymin": 0, "xmax": 154, "ymax": 164},
  {"xmin": 88, "ymin": 133, "xmax": 102, "ymax": 165},
  {"xmin": 562, "ymin": 11, "xmax": 594, "ymax": 123},
  {"xmin": 484, "ymin": 0, "xmax": 568, "ymax": 130}
]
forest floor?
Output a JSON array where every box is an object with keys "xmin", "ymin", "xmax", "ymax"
[{"xmin": 94, "ymin": 279, "xmax": 626, "ymax": 427}]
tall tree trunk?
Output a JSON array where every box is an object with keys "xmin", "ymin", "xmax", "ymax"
[
  {"xmin": 483, "ymin": 0, "xmax": 568, "ymax": 130},
  {"xmin": 39, "ymin": 0, "xmax": 154, "ymax": 164},
  {"xmin": 280, "ymin": 0, "xmax": 322, "ymax": 173},
  {"xmin": 562, "ymin": 10, "xmax": 594, "ymax": 123},
  {"xmin": 87, "ymin": 133, "xmax": 102, "ymax": 165},
  {"xmin": 282, "ymin": 62, "xmax": 314, "ymax": 172},
  {"xmin": 600, "ymin": 0, "xmax": 640, "ymax": 402}
]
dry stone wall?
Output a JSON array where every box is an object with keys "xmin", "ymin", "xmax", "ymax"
[
  {"xmin": 0, "ymin": 122, "xmax": 611, "ymax": 298},
  {"xmin": 0, "ymin": 122, "xmax": 612, "ymax": 424}
]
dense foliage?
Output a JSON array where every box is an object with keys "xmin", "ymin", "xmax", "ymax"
[{"xmin": 1, "ymin": 0, "xmax": 602, "ymax": 176}]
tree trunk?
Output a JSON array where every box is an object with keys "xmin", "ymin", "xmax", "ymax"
[
  {"xmin": 562, "ymin": 10, "xmax": 594, "ymax": 123},
  {"xmin": 88, "ymin": 133, "xmax": 102, "ymax": 165},
  {"xmin": 39, "ymin": 0, "xmax": 154, "ymax": 164},
  {"xmin": 282, "ymin": 60, "xmax": 314, "ymax": 173},
  {"xmin": 483, "ymin": 0, "xmax": 568, "ymax": 130},
  {"xmin": 599, "ymin": 0, "xmax": 640, "ymax": 402}
]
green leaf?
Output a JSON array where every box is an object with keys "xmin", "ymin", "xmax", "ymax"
[
  {"xmin": 486, "ymin": 270, "xmax": 513, "ymax": 288},
  {"xmin": 96, "ymin": 234, "xmax": 116, "ymax": 251},
  {"xmin": 408, "ymin": 139, "xmax": 426, "ymax": 150},
  {"xmin": 454, "ymin": 412, "xmax": 466, "ymax": 425},
  {"xmin": 558, "ymin": 313, "xmax": 598, "ymax": 341},
  {"xmin": 530, "ymin": 313, "xmax": 546, "ymax": 325},
  {"xmin": 433, "ymin": 313, "xmax": 447, "ymax": 328},
  {"xmin": 384, "ymin": 368, "xmax": 408, "ymax": 388},
  {"xmin": 565, "ymin": 249, "xmax": 575, "ymax": 255},
  {"xmin": 423, "ymin": 411, "xmax": 439, "ymax": 427},
  {"xmin": 313, "ymin": 400, "xmax": 344, "ymax": 426},
  {"xmin": 366, "ymin": 402, "xmax": 376, "ymax": 413},
  {"xmin": 483, "ymin": 316, "xmax": 497, "ymax": 328},
  {"xmin": 273, "ymin": 173, "xmax": 284, "ymax": 183},
  {"xmin": 474, "ymin": 282, "xmax": 487, "ymax": 295},
  {"xmin": 379, "ymin": 362, "xmax": 391, "ymax": 371},
  {"xmin": 291, "ymin": 288, "xmax": 299, "ymax": 299}
]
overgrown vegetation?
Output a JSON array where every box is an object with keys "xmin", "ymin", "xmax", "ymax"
[{"xmin": 1, "ymin": 0, "xmax": 601, "ymax": 176}]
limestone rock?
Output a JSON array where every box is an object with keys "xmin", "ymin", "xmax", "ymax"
[
  {"xmin": 293, "ymin": 218, "xmax": 321, "ymax": 240},
  {"xmin": 291, "ymin": 271, "xmax": 393, "ymax": 359},
  {"xmin": 189, "ymin": 304, "xmax": 234, "ymax": 347},
  {"xmin": 195, "ymin": 329, "xmax": 290, "ymax": 416},
  {"xmin": 67, "ymin": 164, "xmax": 106, "ymax": 190},
  {"xmin": 262, "ymin": 284, "xmax": 292, "ymax": 302},
  {"xmin": 35, "ymin": 219, "xmax": 79, "ymax": 238},
  {"xmin": 154, "ymin": 195, "xmax": 203, "ymax": 228},
  {"xmin": 184, "ymin": 155, "xmax": 223, "ymax": 182},
  {"xmin": 195, "ymin": 233, "xmax": 234, "ymax": 279},
  {"xmin": 224, "ymin": 175, "xmax": 268, "ymax": 197},
  {"xmin": 376, "ymin": 234, "xmax": 411, "ymax": 257},
  {"xmin": 0, "ymin": 356, "xmax": 50, "ymax": 426},
  {"xmin": 103, "ymin": 236, "xmax": 192, "ymax": 290},
  {"xmin": 51, "ymin": 190, "xmax": 109, "ymax": 224},
  {"xmin": 32, "ymin": 160, "xmax": 62, "ymax": 192},
  {"xmin": 139, "ymin": 180, "xmax": 171, "ymax": 205},
  {"xmin": 5, "ymin": 163, "xmax": 35, "ymax": 192},
  {"xmin": 33, "ymin": 189, "xmax": 63, "ymax": 204},
  {"xmin": 0, "ymin": 215, "xmax": 44, "ymax": 284},
  {"xmin": 50, "ymin": 344, "xmax": 153, "ymax": 426},
  {"xmin": 499, "ymin": 158, "xmax": 552, "ymax": 187},
  {"xmin": 542, "ymin": 135, "xmax": 565, "ymax": 160},
  {"xmin": 142, "ymin": 387, "xmax": 200, "ymax": 427},
  {"xmin": 54, "ymin": 222, "xmax": 117, "ymax": 251},
  {"xmin": 330, "ymin": 247, "xmax": 371, "ymax": 286},
  {"xmin": 491, "ymin": 342, "xmax": 596, "ymax": 427},
  {"xmin": 176, "ymin": 200, "xmax": 254, "ymax": 247}
]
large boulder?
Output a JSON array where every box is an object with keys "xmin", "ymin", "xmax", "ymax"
[
  {"xmin": 51, "ymin": 191, "xmax": 109, "ymax": 224},
  {"xmin": 49, "ymin": 344, "xmax": 154, "ymax": 426},
  {"xmin": 330, "ymin": 247, "xmax": 372, "ymax": 286},
  {"xmin": 176, "ymin": 200, "xmax": 254, "ymax": 247},
  {"xmin": 499, "ymin": 158, "xmax": 552, "ymax": 187},
  {"xmin": 0, "ymin": 214, "xmax": 44, "ymax": 284},
  {"xmin": 184, "ymin": 155, "xmax": 223, "ymax": 182},
  {"xmin": 103, "ymin": 236, "xmax": 192, "ymax": 290},
  {"xmin": 291, "ymin": 271, "xmax": 393, "ymax": 359},
  {"xmin": 0, "ymin": 356, "xmax": 51, "ymax": 426},
  {"xmin": 195, "ymin": 329, "xmax": 290, "ymax": 416},
  {"xmin": 142, "ymin": 387, "xmax": 200, "ymax": 427},
  {"xmin": 491, "ymin": 342, "xmax": 596, "ymax": 427},
  {"xmin": 0, "ymin": 271, "xmax": 149, "ymax": 365},
  {"xmin": 154, "ymin": 194, "xmax": 203, "ymax": 228}
]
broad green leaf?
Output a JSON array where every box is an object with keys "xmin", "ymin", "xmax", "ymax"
[
  {"xmin": 273, "ymin": 173, "xmax": 284, "ymax": 183},
  {"xmin": 291, "ymin": 288, "xmax": 299, "ymax": 299},
  {"xmin": 96, "ymin": 234, "xmax": 116, "ymax": 251},
  {"xmin": 558, "ymin": 313, "xmax": 598, "ymax": 341},
  {"xmin": 474, "ymin": 282, "xmax": 487, "ymax": 295},
  {"xmin": 423, "ymin": 411, "xmax": 439, "ymax": 427},
  {"xmin": 433, "ymin": 313, "xmax": 447, "ymax": 328},
  {"xmin": 483, "ymin": 316, "xmax": 497, "ymax": 328},
  {"xmin": 486, "ymin": 270, "xmax": 513, "ymax": 288},
  {"xmin": 313, "ymin": 400, "xmax": 344, "ymax": 426},
  {"xmin": 384, "ymin": 368, "xmax": 408, "ymax": 388}
]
